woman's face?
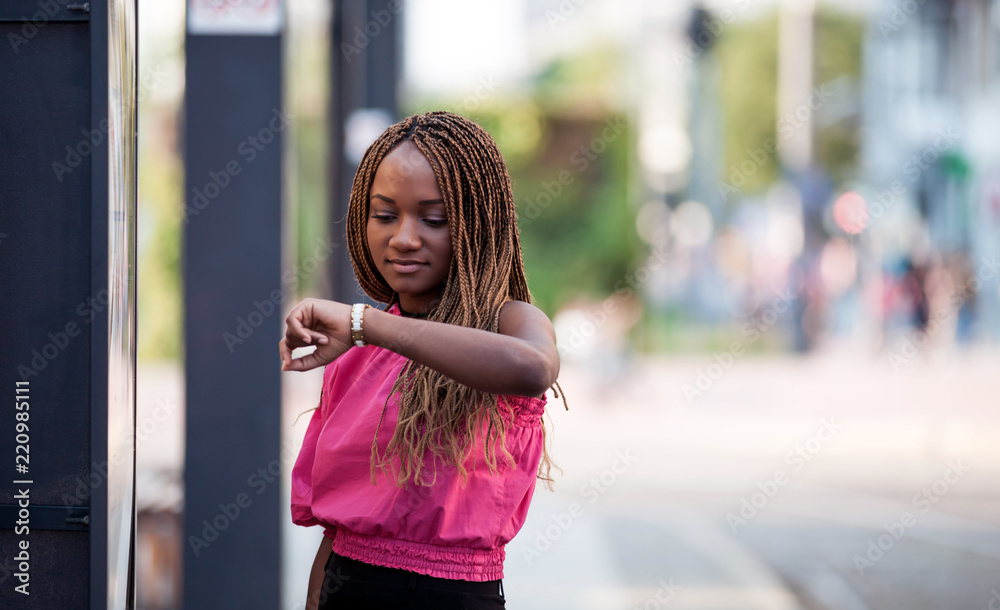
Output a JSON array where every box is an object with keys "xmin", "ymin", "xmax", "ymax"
[{"xmin": 367, "ymin": 140, "xmax": 453, "ymax": 314}]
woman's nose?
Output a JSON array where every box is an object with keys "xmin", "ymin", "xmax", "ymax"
[{"xmin": 389, "ymin": 216, "xmax": 421, "ymax": 250}]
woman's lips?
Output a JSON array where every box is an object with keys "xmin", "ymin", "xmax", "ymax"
[{"xmin": 390, "ymin": 261, "xmax": 425, "ymax": 274}]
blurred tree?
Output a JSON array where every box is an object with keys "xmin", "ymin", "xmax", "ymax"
[
  {"xmin": 135, "ymin": 29, "xmax": 185, "ymax": 362},
  {"xmin": 713, "ymin": 8, "xmax": 863, "ymax": 198},
  {"xmin": 714, "ymin": 11, "xmax": 780, "ymax": 198},
  {"xmin": 138, "ymin": 126, "xmax": 183, "ymax": 361},
  {"xmin": 514, "ymin": 113, "xmax": 638, "ymax": 315},
  {"xmin": 813, "ymin": 6, "xmax": 864, "ymax": 185},
  {"xmin": 531, "ymin": 45, "xmax": 627, "ymax": 115},
  {"xmin": 289, "ymin": 27, "xmax": 330, "ymax": 298}
]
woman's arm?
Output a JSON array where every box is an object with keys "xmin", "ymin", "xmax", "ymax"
[
  {"xmin": 279, "ymin": 299, "xmax": 560, "ymax": 398},
  {"xmin": 365, "ymin": 300, "xmax": 559, "ymax": 397}
]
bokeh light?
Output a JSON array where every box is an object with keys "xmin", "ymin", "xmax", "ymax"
[
  {"xmin": 671, "ymin": 200, "xmax": 713, "ymax": 249},
  {"xmin": 832, "ymin": 190, "xmax": 869, "ymax": 235}
]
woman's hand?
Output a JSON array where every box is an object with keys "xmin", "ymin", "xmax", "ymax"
[{"xmin": 279, "ymin": 298, "xmax": 355, "ymax": 372}]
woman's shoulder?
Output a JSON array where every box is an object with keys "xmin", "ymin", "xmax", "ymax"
[
  {"xmin": 499, "ymin": 298, "xmax": 539, "ymax": 314},
  {"xmin": 498, "ymin": 299, "xmax": 553, "ymax": 333}
]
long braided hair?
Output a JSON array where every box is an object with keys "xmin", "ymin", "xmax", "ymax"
[{"xmin": 345, "ymin": 111, "xmax": 568, "ymax": 490}]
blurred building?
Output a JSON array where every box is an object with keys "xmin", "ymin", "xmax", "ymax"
[{"xmin": 861, "ymin": 0, "xmax": 1000, "ymax": 342}]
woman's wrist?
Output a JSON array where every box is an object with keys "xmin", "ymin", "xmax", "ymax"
[
  {"xmin": 361, "ymin": 307, "xmax": 415, "ymax": 354},
  {"xmin": 360, "ymin": 306, "xmax": 386, "ymax": 349}
]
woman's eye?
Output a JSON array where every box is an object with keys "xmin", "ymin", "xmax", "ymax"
[{"xmin": 371, "ymin": 214, "xmax": 445, "ymax": 226}]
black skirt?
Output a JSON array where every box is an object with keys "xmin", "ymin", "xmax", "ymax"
[{"xmin": 317, "ymin": 550, "xmax": 507, "ymax": 610}]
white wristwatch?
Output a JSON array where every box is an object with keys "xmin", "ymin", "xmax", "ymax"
[{"xmin": 350, "ymin": 303, "xmax": 370, "ymax": 347}]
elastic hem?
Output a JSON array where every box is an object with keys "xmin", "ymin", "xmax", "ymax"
[
  {"xmin": 499, "ymin": 393, "xmax": 547, "ymax": 427},
  {"xmin": 331, "ymin": 528, "xmax": 505, "ymax": 582}
]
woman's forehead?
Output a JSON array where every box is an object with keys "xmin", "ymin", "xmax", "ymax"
[
  {"xmin": 370, "ymin": 142, "xmax": 441, "ymax": 201},
  {"xmin": 381, "ymin": 140, "xmax": 430, "ymax": 174}
]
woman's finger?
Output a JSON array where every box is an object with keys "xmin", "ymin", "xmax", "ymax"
[
  {"xmin": 282, "ymin": 330, "xmax": 308, "ymax": 351},
  {"xmin": 283, "ymin": 349, "xmax": 324, "ymax": 373},
  {"xmin": 278, "ymin": 338, "xmax": 290, "ymax": 367},
  {"xmin": 285, "ymin": 303, "xmax": 313, "ymax": 344}
]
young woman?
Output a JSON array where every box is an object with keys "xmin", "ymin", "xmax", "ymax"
[{"xmin": 279, "ymin": 111, "xmax": 567, "ymax": 609}]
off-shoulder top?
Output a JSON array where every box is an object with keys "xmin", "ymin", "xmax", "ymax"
[{"xmin": 290, "ymin": 301, "xmax": 549, "ymax": 581}]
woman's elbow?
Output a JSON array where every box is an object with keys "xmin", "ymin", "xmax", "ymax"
[{"xmin": 519, "ymin": 347, "xmax": 560, "ymax": 398}]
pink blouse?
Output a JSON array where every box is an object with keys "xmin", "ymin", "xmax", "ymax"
[{"xmin": 290, "ymin": 302, "xmax": 549, "ymax": 582}]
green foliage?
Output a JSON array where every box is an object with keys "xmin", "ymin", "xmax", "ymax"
[
  {"xmin": 292, "ymin": 30, "xmax": 332, "ymax": 296},
  {"xmin": 137, "ymin": 141, "xmax": 183, "ymax": 361},
  {"xmin": 531, "ymin": 45, "xmax": 627, "ymax": 113},
  {"xmin": 814, "ymin": 7, "xmax": 863, "ymax": 90},
  {"xmin": 814, "ymin": 7, "xmax": 864, "ymax": 184},
  {"xmin": 713, "ymin": 7, "xmax": 864, "ymax": 192},
  {"xmin": 714, "ymin": 11, "xmax": 780, "ymax": 196},
  {"xmin": 454, "ymin": 99, "xmax": 545, "ymax": 165},
  {"xmin": 293, "ymin": 108, "xmax": 329, "ymax": 296},
  {"xmin": 514, "ymin": 114, "xmax": 639, "ymax": 314}
]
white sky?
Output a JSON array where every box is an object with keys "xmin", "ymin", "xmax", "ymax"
[
  {"xmin": 402, "ymin": 0, "xmax": 529, "ymax": 94},
  {"xmin": 139, "ymin": 0, "xmax": 184, "ymax": 50}
]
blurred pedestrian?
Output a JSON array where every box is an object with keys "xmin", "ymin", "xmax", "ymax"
[{"xmin": 901, "ymin": 257, "xmax": 930, "ymax": 332}]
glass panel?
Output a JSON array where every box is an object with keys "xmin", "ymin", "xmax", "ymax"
[{"xmin": 108, "ymin": 0, "xmax": 138, "ymax": 607}]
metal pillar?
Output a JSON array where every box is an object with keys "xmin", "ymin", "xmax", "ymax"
[
  {"xmin": 0, "ymin": 0, "xmax": 138, "ymax": 607},
  {"xmin": 183, "ymin": 2, "xmax": 284, "ymax": 608}
]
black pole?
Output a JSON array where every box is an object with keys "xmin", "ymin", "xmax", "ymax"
[{"xmin": 183, "ymin": 7, "xmax": 284, "ymax": 609}]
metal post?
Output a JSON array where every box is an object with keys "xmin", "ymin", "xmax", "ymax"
[{"xmin": 183, "ymin": 1, "xmax": 284, "ymax": 607}]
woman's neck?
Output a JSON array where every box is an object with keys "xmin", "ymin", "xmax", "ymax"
[
  {"xmin": 397, "ymin": 302, "xmax": 431, "ymax": 318},
  {"xmin": 396, "ymin": 292, "xmax": 442, "ymax": 317}
]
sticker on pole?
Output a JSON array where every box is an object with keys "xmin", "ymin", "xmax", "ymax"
[{"xmin": 187, "ymin": 0, "xmax": 283, "ymax": 35}]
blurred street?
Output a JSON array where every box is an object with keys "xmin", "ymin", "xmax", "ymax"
[
  {"xmin": 140, "ymin": 347, "xmax": 1000, "ymax": 610},
  {"xmin": 498, "ymin": 349, "xmax": 1000, "ymax": 610}
]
